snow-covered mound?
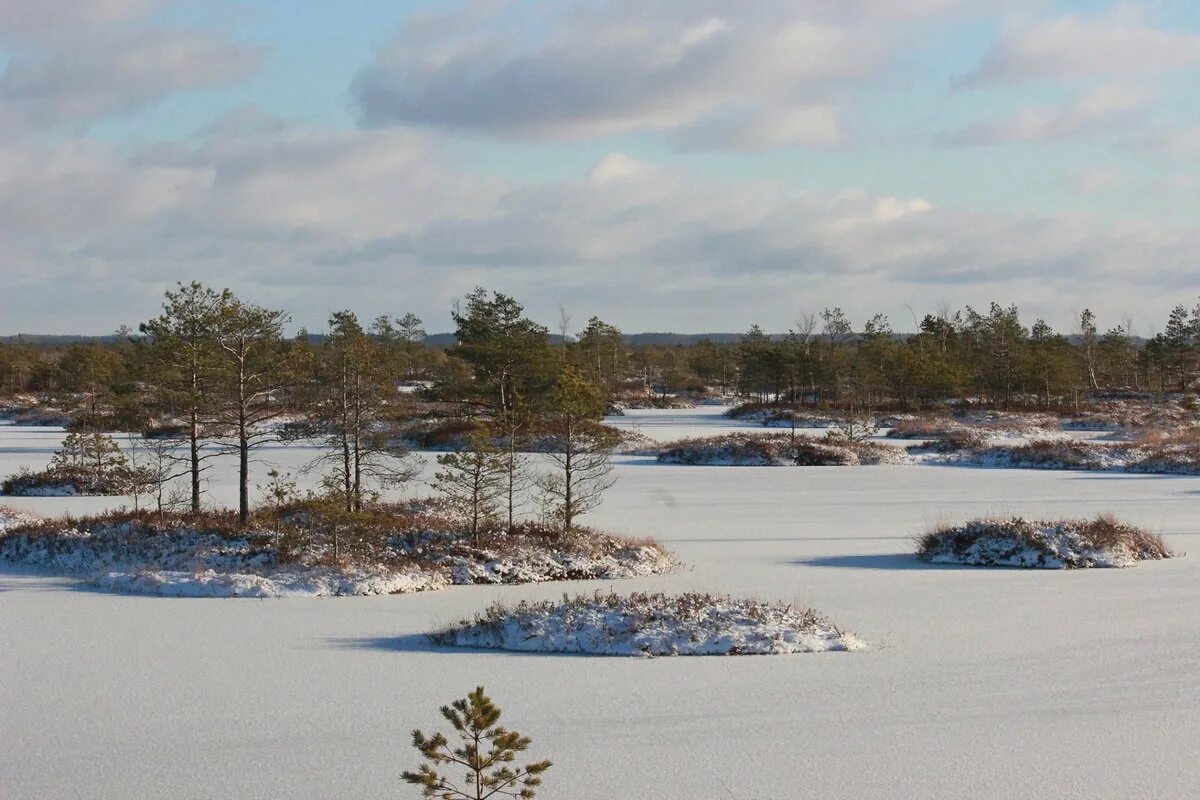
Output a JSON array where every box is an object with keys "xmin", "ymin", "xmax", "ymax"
[
  {"xmin": 657, "ymin": 433, "xmax": 907, "ymax": 466},
  {"xmin": 0, "ymin": 508, "xmax": 677, "ymax": 598},
  {"xmin": 0, "ymin": 467, "xmax": 133, "ymax": 497},
  {"xmin": 920, "ymin": 437, "xmax": 1200, "ymax": 475},
  {"xmin": 918, "ymin": 516, "xmax": 1174, "ymax": 569},
  {"xmin": 431, "ymin": 591, "xmax": 864, "ymax": 656}
]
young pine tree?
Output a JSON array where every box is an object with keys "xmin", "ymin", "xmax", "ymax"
[
  {"xmin": 50, "ymin": 432, "xmax": 137, "ymax": 493},
  {"xmin": 535, "ymin": 366, "xmax": 618, "ymax": 530},
  {"xmin": 402, "ymin": 687, "xmax": 552, "ymax": 800},
  {"xmin": 433, "ymin": 432, "xmax": 508, "ymax": 545},
  {"xmin": 304, "ymin": 311, "xmax": 418, "ymax": 512}
]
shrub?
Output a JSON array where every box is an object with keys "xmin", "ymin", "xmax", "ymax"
[
  {"xmin": 402, "ymin": 687, "xmax": 552, "ymax": 800},
  {"xmin": 918, "ymin": 515, "xmax": 1173, "ymax": 568},
  {"xmin": 431, "ymin": 590, "xmax": 862, "ymax": 656},
  {"xmin": 657, "ymin": 432, "xmax": 904, "ymax": 466}
]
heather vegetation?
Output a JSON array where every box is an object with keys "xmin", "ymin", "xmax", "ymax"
[
  {"xmin": 0, "ymin": 502, "xmax": 675, "ymax": 597},
  {"xmin": 918, "ymin": 516, "xmax": 1173, "ymax": 569},
  {"xmin": 656, "ymin": 432, "xmax": 905, "ymax": 466},
  {"xmin": 431, "ymin": 590, "xmax": 863, "ymax": 656}
]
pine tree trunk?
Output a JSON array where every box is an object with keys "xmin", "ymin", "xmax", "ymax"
[
  {"xmin": 238, "ymin": 427, "xmax": 249, "ymax": 525},
  {"xmin": 189, "ymin": 408, "xmax": 201, "ymax": 515}
]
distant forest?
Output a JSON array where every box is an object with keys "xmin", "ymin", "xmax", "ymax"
[{"xmin": 3, "ymin": 286, "xmax": 1198, "ymax": 422}]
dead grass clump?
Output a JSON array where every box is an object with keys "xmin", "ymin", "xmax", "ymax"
[
  {"xmin": 886, "ymin": 417, "xmax": 965, "ymax": 439},
  {"xmin": 1001, "ymin": 439, "xmax": 1098, "ymax": 468}
]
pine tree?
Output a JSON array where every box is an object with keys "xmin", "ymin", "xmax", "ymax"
[
  {"xmin": 49, "ymin": 432, "xmax": 138, "ymax": 493},
  {"xmin": 139, "ymin": 282, "xmax": 226, "ymax": 515},
  {"xmin": 211, "ymin": 295, "xmax": 300, "ymax": 524},
  {"xmin": 303, "ymin": 311, "xmax": 418, "ymax": 512},
  {"xmin": 434, "ymin": 432, "xmax": 508, "ymax": 545},
  {"xmin": 402, "ymin": 687, "xmax": 552, "ymax": 800},
  {"xmin": 536, "ymin": 367, "xmax": 617, "ymax": 530},
  {"xmin": 447, "ymin": 288, "xmax": 552, "ymax": 414}
]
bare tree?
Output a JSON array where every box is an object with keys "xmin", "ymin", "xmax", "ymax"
[
  {"xmin": 125, "ymin": 435, "xmax": 189, "ymax": 518},
  {"xmin": 495, "ymin": 409, "xmax": 534, "ymax": 534},
  {"xmin": 557, "ymin": 303, "xmax": 572, "ymax": 349}
]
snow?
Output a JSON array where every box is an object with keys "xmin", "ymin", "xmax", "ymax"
[
  {"xmin": 3, "ymin": 409, "xmax": 1200, "ymax": 798},
  {"xmin": 433, "ymin": 592, "xmax": 863, "ymax": 656},
  {"xmin": 91, "ymin": 567, "xmax": 447, "ymax": 598}
]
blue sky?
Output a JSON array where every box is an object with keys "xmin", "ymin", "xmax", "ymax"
[{"xmin": 1, "ymin": 0, "xmax": 1198, "ymax": 334}]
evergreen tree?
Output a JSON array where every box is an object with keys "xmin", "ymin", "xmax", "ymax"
[
  {"xmin": 448, "ymin": 288, "xmax": 552, "ymax": 414},
  {"xmin": 304, "ymin": 311, "xmax": 418, "ymax": 511},
  {"xmin": 211, "ymin": 295, "xmax": 299, "ymax": 524},
  {"xmin": 1165, "ymin": 304, "xmax": 1193, "ymax": 390},
  {"xmin": 433, "ymin": 432, "xmax": 509, "ymax": 545},
  {"xmin": 402, "ymin": 687, "xmax": 552, "ymax": 800},
  {"xmin": 535, "ymin": 367, "xmax": 617, "ymax": 530},
  {"xmin": 140, "ymin": 282, "xmax": 227, "ymax": 515}
]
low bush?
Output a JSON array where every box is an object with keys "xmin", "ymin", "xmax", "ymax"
[
  {"xmin": 657, "ymin": 432, "xmax": 905, "ymax": 466},
  {"xmin": 431, "ymin": 590, "xmax": 863, "ymax": 656},
  {"xmin": 0, "ymin": 502, "xmax": 677, "ymax": 596},
  {"xmin": 918, "ymin": 515, "xmax": 1174, "ymax": 568}
]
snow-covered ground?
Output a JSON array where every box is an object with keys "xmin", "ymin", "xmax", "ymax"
[{"xmin": 3, "ymin": 409, "xmax": 1200, "ymax": 798}]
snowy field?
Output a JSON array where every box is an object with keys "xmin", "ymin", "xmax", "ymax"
[{"xmin": 2, "ymin": 409, "xmax": 1199, "ymax": 799}]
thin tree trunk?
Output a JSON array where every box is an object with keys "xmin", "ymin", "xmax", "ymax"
[{"xmin": 189, "ymin": 408, "xmax": 201, "ymax": 515}]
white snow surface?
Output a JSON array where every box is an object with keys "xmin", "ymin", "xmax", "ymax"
[
  {"xmin": 434, "ymin": 593, "xmax": 863, "ymax": 656},
  {"xmin": 91, "ymin": 567, "xmax": 446, "ymax": 598},
  {"xmin": 2, "ymin": 410, "xmax": 1200, "ymax": 799}
]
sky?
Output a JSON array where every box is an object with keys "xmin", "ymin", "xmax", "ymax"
[{"xmin": 0, "ymin": 0, "xmax": 1198, "ymax": 336}]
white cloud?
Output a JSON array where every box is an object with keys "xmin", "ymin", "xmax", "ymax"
[
  {"xmin": 349, "ymin": 0, "xmax": 968, "ymax": 149},
  {"xmin": 2, "ymin": 120, "xmax": 1197, "ymax": 334},
  {"xmin": 946, "ymin": 83, "xmax": 1151, "ymax": 145},
  {"xmin": 0, "ymin": 30, "xmax": 262, "ymax": 131},
  {"xmin": 0, "ymin": 0, "xmax": 160, "ymax": 39},
  {"xmin": 966, "ymin": 6, "xmax": 1200, "ymax": 85}
]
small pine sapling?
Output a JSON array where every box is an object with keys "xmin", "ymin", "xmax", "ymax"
[{"xmin": 402, "ymin": 686, "xmax": 551, "ymax": 800}]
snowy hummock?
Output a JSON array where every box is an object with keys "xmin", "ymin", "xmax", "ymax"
[
  {"xmin": 918, "ymin": 516, "xmax": 1174, "ymax": 569},
  {"xmin": 657, "ymin": 432, "xmax": 908, "ymax": 466},
  {"xmin": 431, "ymin": 591, "xmax": 863, "ymax": 656},
  {"xmin": 0, "ymin": 509, "xmax": 676, "ymax": 598},
  {"xmin": 918, "ymin": 437, "xmax": 1200, "ymax": 475}
]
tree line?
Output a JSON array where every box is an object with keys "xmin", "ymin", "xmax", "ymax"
[{"xmin": 5, "ymin": 286, "xmax": 1200, "ymax": 523}]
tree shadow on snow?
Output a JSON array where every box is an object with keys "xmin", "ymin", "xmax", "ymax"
[
  {"xmin": 330, "ymin": 635, "xmax": 622, "ymax": 659},
  {"xmin": 794, "ymin": 553, "xmax": 976, "ymax": 571}
]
